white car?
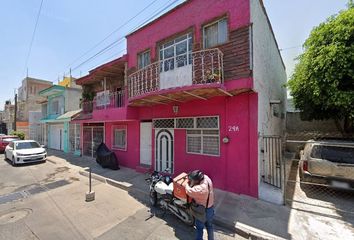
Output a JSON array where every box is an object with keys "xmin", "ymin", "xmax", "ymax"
[{"xmin": 4, "ymin": 140, "xmax": 47, "ymax": 166}]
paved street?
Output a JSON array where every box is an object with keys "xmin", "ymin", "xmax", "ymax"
[{"xmin": 0, "ymin": 154, "xmax": 241, "ymax": 240}]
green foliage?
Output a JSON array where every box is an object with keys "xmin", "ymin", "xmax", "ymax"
[
  {"xmin": 288, "ymin": 5, "xmax": 354, "ymax": 134},
  {"xmin": 10, "ymin": 131, "xmax": 25, "ymax": 140},
  {"xmin": 82, "ymin": 85, "xmax": 95, "ymax": 101}
]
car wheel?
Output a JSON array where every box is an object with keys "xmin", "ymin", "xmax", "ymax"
[
  {"xmin": 4, "ymin": 152, "xmax": 7, "ymax": 160},
  {"xmin": 11, "ymin": 157, "xmax": 16, "ymax": 166}
]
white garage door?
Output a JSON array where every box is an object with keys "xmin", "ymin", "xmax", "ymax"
[{"xmin": 49, "ymin": 124, "xmax": 64, "ymax": 150}]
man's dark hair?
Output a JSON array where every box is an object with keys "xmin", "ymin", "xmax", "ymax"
[{"xmin": 188, "ymin": 170, "xmax": 204, "ymax": 182}]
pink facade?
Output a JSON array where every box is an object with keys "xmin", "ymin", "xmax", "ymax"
[
  {"xmin": 99, "ymin": 94, "xmax": 258, "ymax": 197},
  {"xmin": 75, "ymin": 0, "xmax": 264, "ymax": 198},
  {"xmin": 127, "ymin": 0, "xmax": 250, "ymax": 69}
]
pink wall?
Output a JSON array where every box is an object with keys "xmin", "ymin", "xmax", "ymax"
[
  {"xmin": 139, "ymin": 94, "xmax": 257, "ymax": 197},
  {"xmin": 105, "ymin": 121, "xmax": 140, "ymax": 169},
  {"xmin": 127, "ymin": 0, "xmax": 250, "ymax": 68}
]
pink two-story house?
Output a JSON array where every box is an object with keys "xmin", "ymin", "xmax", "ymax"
[{"xmin": 74, "ymin": 0, "xmax": 286, "ymax": 204}]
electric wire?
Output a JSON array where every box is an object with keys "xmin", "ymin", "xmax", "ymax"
[{"xmin": 23, "ymin": 0, "xmax": 44, "ymax": 77}]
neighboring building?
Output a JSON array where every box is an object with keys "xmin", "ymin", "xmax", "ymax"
[
  {"xmin": 0, "ymin": 110, "xmax": 6, "ymax": 134},
  {"xmin": 17, "ymin": 77, "xmax": 53, "ymax": 139},
  {"xmin": 3, "ymin": 101, "xmax": 15, "ymax": 133},
  {"xmin": 74, "ymin": 0, "xmax": 286, "ymax": 204},
  {"xmin": 39, "ymin": 85, "xmax": 82, "ymax": 153},
  {"xmin": 58, "ymin": 76, "xmax": 79, "ymax": 88}
]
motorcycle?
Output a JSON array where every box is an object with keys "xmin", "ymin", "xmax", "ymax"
[{"xmin": 145, "ymin": 170, "xmax": 194, "ymax": 226}]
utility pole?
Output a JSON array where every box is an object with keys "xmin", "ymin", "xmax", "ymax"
[{"xmin": 14, "ymin": 91, "xmax": 17, "ymax": 132}]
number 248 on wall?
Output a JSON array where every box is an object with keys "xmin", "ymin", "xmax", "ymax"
[{"xmin": 228, "ymin": 126, "xmax": 240, "ymax": 132}]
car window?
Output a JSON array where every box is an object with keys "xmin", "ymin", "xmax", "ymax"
[
  {"xmin": 15, "ymin": 142, "xmax": 41, "ymax": 150},
  {"xmin": 311, "ymin": 145, "xmax": 354, "ymax": 164}
]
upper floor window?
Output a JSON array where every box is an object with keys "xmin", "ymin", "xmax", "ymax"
[
  {"xmin": 203, "ymin": 18, "xmax": 228, "ymax": 48},
  {"xmin": 138, "ymin": 50, "xmax": 150, "ymax": 69},
  {"xmin": 51, "ymin": 100, "xmax": 59, "ymax": 114},
  {"xmin": 159, "ymin": 33, "xmax": 192, "ymax": 73}
]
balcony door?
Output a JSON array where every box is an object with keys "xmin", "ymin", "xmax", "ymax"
[{"xmin": 159, "ymin": 33, "xmax": 192, "ymax": 90}]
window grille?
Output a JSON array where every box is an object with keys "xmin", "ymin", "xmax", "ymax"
[
  {"xmin": 153, "ymin": 118, "xmax": 175, "ymax": 129},
  {"xmin": 187, "ymin": 129, "xmax": 219, "ymax": 156},
  {"xmin": 113, "ymin": 128, "xmax": 126, "ymax": 150},
  {"xmin": 196, "ymin": 117, "xmax": 218, "ymax": 129},
  {"xmin": 176, "ymin": 118, "xmax": 194, "ymax": 129}
]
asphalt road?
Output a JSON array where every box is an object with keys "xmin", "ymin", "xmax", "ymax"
[{"xmin": 0, "ymin": 153, "xmax": 242, "ymax": 240}]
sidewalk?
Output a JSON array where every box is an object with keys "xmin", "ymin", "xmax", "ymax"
[{"xmin": 47, "ymin": 150, "xmax": 354, "ymax": 240}]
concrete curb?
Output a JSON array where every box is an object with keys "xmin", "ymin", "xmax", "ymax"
[{"xmin": 77, "ymin": 169, "xmax": 273, "ymax": 240}]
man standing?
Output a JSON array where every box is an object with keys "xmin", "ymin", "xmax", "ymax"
[{"xmin": 186, "ymin": 170, "xmax": 215, "ymax": 240}]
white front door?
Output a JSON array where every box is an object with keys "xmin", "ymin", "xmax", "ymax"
[
  {"xmin": 140, "ymin": 122, "xmax": 152, "ymax": 166},
  {"xmin": 155, "ymin": 129, "xmax": 174, "ymax": 173},
  {"xmin": 49, "ymin": 124, "xmax": 64, "ymax": 150}
]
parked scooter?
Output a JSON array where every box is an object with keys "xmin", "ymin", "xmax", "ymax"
[{"xmin": 145, "ymin": 169, "xmax": 194, "ymax": 226}]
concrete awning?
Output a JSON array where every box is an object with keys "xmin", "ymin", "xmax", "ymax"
[
  {"xmin": 56, "ymin": 110, "xmax": 82, "ymax": 121},
  {"xmin": 41, "ymin": 109, "xmax": 82, "ymax": 123}
]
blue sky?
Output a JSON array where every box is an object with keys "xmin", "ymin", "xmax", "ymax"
[{"xmin": 0, "ymin": 0, "xmax": 348, "ymax": 110}]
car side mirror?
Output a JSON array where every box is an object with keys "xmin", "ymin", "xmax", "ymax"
[{"xmin": 41, "ymin": 145, "xmax": 47, "ymax": 149}]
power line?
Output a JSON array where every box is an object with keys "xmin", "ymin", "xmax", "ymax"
[
  {"xmin": 279, "ymin": 45, "xmax": 302, "ymax": 51},
  {"xmin": 23, "ymin": 0, "xmax": 44, "ymax": 77},
  {"xmin": 130, "ymin": 0, "xmax": 180, "ymax": 33},
  {"xmin": 71, "ymin": 38, "xmax": 125, "ymax": 72},
  {"xmin": 66, "ymin": 0, "xmax": 160, "ymax": 69},
  {"xmin": 69, "ymin": 0, "xmax": 181, "ymax": 76},
  {"xmin": 82, "ymin": 48, "xmax": 127, "ymax": 74}
]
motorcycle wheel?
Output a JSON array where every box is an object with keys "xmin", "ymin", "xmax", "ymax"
[
  {"xmin": 149, "ymin": 190, "xmax": 157, "ymax": 207},
  {"xmin": 184, "ymin": 214, "xmax": 195, "ymax": 227}
]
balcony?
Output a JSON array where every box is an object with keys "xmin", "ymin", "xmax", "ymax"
[
  {"xmin": 81, "ymin": 90, "xmax": 125, "ymax": 114},
  {"xmin": 128, "ymin": 48, "xmax": 230, "ymax": 106}
]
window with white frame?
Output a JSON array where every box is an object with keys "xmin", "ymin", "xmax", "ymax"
[
  {"xmin": 138, "ymin": 50, "xmax": 151, "ymax": 69},
  {"xmin": 159, "ymin": 33, "xmax": 193, "ymax": 72},
  {"xmin": 187, "ymin": 129, "xmax": 220, "ymax": 156},
  {"xmin": 203, "ymin": 18, "xmax": 228, "ymax": 48},
  {"xmin": 113, "ymin": 127, "xmax": 127, "ymax": 150}
]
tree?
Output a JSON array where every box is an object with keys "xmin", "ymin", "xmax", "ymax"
[
  {"xmin": 10, "ymin": 131, "xmax": 25, "ymax": 140},
  {"xmin": 288, "ymin": 3, "xmax": 354, "ymax": 135}
]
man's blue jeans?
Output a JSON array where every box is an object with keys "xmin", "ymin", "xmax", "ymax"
[{"xmin": 195, "ymin": 207, "xmax": 214, "ymax": 240}]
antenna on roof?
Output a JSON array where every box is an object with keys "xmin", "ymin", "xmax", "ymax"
[{"xmin": 26, "ymin": 68, "xmax": 29, "ymax": 78}]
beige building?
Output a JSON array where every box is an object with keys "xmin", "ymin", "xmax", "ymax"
[
  {"xmin": 3, "ymin": 101, "xmax": 15, "ymax": 133},
  {"xmin": 16, "ymin": 77, "xmax": 53, "ymax": 138}
]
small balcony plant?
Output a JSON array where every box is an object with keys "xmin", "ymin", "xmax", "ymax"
[{"xmin": 205, "ymin": 69, "xmax": 221, "ymax": 83}]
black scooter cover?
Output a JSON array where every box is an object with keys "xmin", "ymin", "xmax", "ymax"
[{"xmin": 96, "ymin": 143, "xmax": 120, "ymax": 170}]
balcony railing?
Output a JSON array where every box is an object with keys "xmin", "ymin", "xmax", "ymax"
[
  {"xmin": 128, "ymin": 48, "xmax": 224, "ymax": 99},
  {"xmin": 82, "ymin": 101, "xmax": 93, "ymax": 114},
  {"xmin": 81, "ymin": 90, "xmax": 125, "ymax": 114}
]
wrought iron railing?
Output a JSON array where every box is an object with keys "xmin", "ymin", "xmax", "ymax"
[
  {"xmin": 94, "ymin": 90, "xmax": 125, "ymax": 109},
  {"xmin": 81, "ymin": 90, "xmax": 125, "ymax": 113},
  {"xmin": 82, "ymin": 101, "xmax": 93, "ymax": 114},
  {"xmin": 128, "ymin": 48, "xmax": 224, "ymax": 98}
]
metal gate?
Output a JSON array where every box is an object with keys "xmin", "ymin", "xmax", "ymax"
[{"xmin": 261, "ymin": 136, "xmax": 283, "ymax": 188}]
